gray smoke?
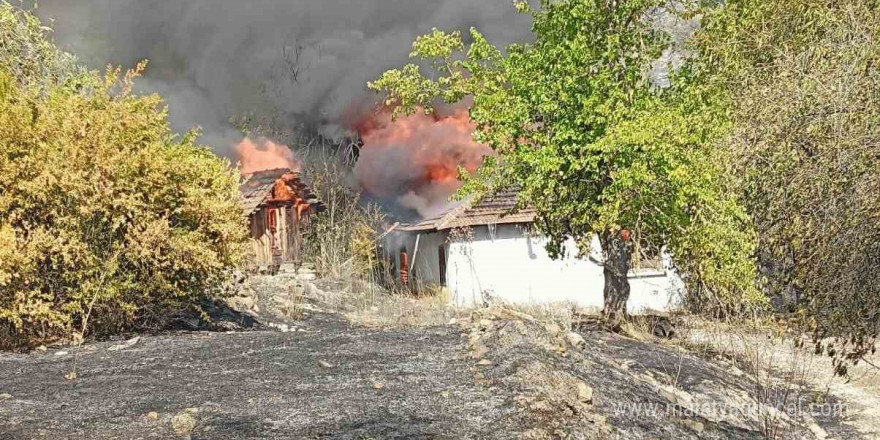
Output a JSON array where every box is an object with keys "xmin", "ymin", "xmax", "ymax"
[{"xmin": 29, "ymin": 0, "xmax": 535, "ymax": 157}]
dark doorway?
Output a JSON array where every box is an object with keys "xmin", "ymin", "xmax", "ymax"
[{"xmin": 438, "ymin": 245, "xmax": 447, "ymax": 286}]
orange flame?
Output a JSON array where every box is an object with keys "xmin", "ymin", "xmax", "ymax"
[
  {"xmin": 354, "ymin": 105, "xmax": 491, "ymax": 218},
  {"xmin": 234, "ymin": 137, "xmax": 299, "ymax": 175}
]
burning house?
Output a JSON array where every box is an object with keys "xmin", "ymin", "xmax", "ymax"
[
  {"xmin": 240, "ymin": 168, "xmax": 324, "ymax": 268},
  {"xmin": 383, "ymin": 188, "xmax": 685, "ymax": 313}
]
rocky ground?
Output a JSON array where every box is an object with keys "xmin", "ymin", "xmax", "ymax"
[
  {"xmin": 684, "ymin": 323, "xmax": 880, "ymax": 439},
  {"xmin": 462, "ymin": 307, "xmax": 857, "ymax": 440},
  {"xmin": 0, "ymin": 274, "xmax": 863, "ymax": 439}
]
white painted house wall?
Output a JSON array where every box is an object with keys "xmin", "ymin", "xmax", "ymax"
[{"xmin": 392, "ymin": 223, "xmax": 685, "ymax": 314}]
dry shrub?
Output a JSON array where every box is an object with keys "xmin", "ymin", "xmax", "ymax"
[
  {"xmin": 0, "ymin": 6, "xmax": 247, "ymax": 350},
  {"xmin": 298, "ymin": 141, "xmax": 385, "ymax": 279}
]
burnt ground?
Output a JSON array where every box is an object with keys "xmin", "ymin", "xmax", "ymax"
[
  {"xmin": 0, "ymin": 313, "xmax": 509, "ymax": 440},
  {"xmin": 0, "ymin": 300, "xmax": 860, "ymax": 440}
]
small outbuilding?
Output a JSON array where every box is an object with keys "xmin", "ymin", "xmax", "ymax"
[
  {"xmin": 240, "ymin": 168, "xmax": 324, "ymax": 268},
  {"xmin": 382, "ymin": 188, "xmax": 685, "ymax": 313}
]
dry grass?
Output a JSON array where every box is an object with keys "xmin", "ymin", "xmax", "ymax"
[
  {"xmin": 667, "ymin": 316, "xmax": 833, "ymax": 439},
  {"xmin": 343, "ymin": 291, "xmax": 463, "ymax": 328},
  {"xmin": 304, "ymin": 278, "xmax": 465, "ymax": 328},
  {"xmin": 328, "ymin": 286, "xmax": 587, "ymax": 331},
  {"xmin": 497, "ymin": 301, "xmax": 584, "ymax": 332}
]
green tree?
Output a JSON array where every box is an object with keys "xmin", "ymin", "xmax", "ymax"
[
  {"xmin": 0, "ymin": 4, "xmax": 247, "ymax": 349},
  {"xmin": 693, "ymin": 0, "xmax": 880, "ymax": 368},
  {"xmin": 370, "ymin": 0, "xmax": 761, "ymax": 322}
]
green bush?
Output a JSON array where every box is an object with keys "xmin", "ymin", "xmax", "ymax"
[
  {"xmin": 0, "ymin": 5, "xmax": 247, "ymax": 349},
  {"xmin": 0, "ymin": 2, "xmax": 88, "ymax": 93}
]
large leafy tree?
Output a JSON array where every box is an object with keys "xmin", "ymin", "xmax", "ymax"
[
  {"xmin": 693, "ymin": 0, "xmax": 880, "ymax": 367},
  {"xmin": 370, "ymin": 0, "xmax": 760, "ymax": 322}
]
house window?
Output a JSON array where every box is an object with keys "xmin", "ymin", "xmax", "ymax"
[{"xmin": 438, "ymin": 245, "xmax": 446, "ymax": 286}]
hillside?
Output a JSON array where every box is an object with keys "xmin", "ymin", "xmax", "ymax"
[{"xmin": 0, "ymin": 283, "xmax": 866, "ymax": 439}]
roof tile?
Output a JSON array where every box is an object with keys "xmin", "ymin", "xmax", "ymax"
[{"xmin": 398, "ymin": 187, "xmax": 535, "ymax": 232}]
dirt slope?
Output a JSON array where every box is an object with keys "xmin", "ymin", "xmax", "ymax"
[
  {"xmin": 0, "ymin": 301, "xmax": 858, "ymax": 439},
  {"xmin": 0, "ymin": 313, "xmax": 508, "ymax": 440},
  {"xmin": 463, "ymin": 308, "xmax": 855, "ymax": 440}
]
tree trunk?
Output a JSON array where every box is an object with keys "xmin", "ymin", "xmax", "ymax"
[{"xmin": 601, "ymin": 230, "xmax": 632, "ymax": 329}]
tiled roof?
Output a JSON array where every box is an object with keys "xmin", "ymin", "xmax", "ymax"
[
  {"xmin": 396, "ymin": 214, "xmax": 448, "ymax": 232},
  {"xmin": 239, "ymin": 168, "xmax": 322, "ymax": 216},
  {"xmin": 398, "ymin": 187, "xmax": 536, "ymax": 232}
]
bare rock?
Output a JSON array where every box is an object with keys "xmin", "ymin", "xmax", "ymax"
[
  {"xmin": 659, "ymin": 385, "xmax": 694, "ymax": 406},
  {"xmin": 566, "ymin": 332, "xmax": 586, "ymax": 350},
  {"xmin": 299, "ymin": 303, "xmax": 321, "ymax": 312},
  {"xmin": 544, "ymin": 323, "xmax": 562, "ymax": 337},
  {"xmin": 682, "ymin": 419, "xmax": 704, "ymax": 433},
  {"xmin": 808, "ymin": 421, "xmax": 828, "ymax": 439},
  {"xmin": 467, "ymin": 330, "xmax": 482, "ymax": 346},
  {"xmin": 471, "ymin": 345, "xmax": 489, "ymax": 360},
  {"xmin": 637, "ymin": 372, "xmax": 661, "ymax": 387},
  {"xmin": 226, "ymin": 296, "xmax": 256, "ymax": 311},
  {"xmin": 486, "ymin": 305, "xmax": 537, "ymax": 323},
  {"xmin": 108, "ymin": 336, "xmax": 141, "ymax": 352},
  {"xmin": 0, "ymin": 393, "xmax": 12, "ymax": 400},
  {"xmin": 576, "ymin": 382, "xmax": 593, "ymax": 404},
  {"xmin": 303, "ymin": 282, "xmax": 320, "ymax": 298},
  {"xmin": 171, "ymin": 409, "xmax": 198, "ymax": 439},
  {"xmin": 318, "ymin": 360, "xmax": 333, "ymax": 369},
  {"xmin": 146, "ymin": 411, "xmax": 159, "ymax": 421}
]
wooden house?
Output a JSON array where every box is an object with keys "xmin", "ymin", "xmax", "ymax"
[{"xmin": 240, "ymin": 168, "xmax": 324, "ymax": 268}]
